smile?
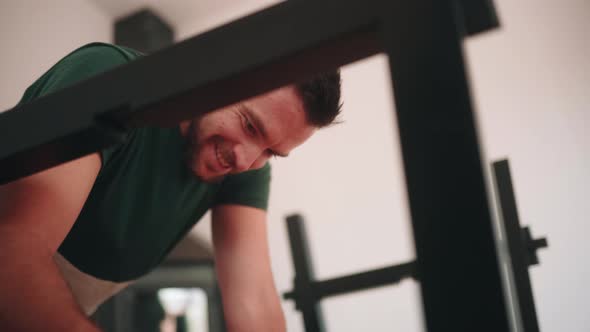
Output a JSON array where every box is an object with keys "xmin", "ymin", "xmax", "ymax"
[{"xmin": 215, "ymin": 141, "xmax": 232, "ymax": 169}]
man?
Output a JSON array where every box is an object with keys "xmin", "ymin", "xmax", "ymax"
[{"xmin": 0, "ymin": 43, "xmax": 341, "ymax": 331}]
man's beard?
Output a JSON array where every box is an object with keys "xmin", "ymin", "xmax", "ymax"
[{"xmin": 183, "ymin": 120, "xmax": 226, "ymax": 184}]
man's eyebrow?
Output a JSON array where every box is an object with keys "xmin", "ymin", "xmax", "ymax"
[
  {"xmin": 244, "ymin": 105, "xmax": 268, "ymax": 140},
  {"xmin": 244, "ymin": 105, "xmax": 289, "ymax": 158}
]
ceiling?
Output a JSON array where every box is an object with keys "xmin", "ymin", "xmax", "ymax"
[{"xmin": 91, "ymin": 0, "xmax": 279, "ymax": 30}]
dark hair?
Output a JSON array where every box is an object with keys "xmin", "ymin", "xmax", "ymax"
[{"xmin": 295, "ymin": 71, "xmax": 342, "ymax": 128}]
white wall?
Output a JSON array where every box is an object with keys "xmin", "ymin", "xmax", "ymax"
[
  {"xmin": 466, "ymin": 1, "xmax": 590, "ymax": 331},
  {"xmin": 0, "ymin": 0, "xmax": 112, "ymax": 111},
  {"xmin": 174, "ymin": 0, "xmax": 279, "ymax": 41},
  {"xmin": 181, "ymin": 0, "xmax": 589, "ymax": 331}
]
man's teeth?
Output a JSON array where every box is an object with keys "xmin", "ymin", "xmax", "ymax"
[{"xmin": 217, "ymin": 144, "xmax": 231, "ymax": 168}]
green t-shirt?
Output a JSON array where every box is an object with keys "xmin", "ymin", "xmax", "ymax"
[{"xmin": 16, "ymin": 43, "xmax": 271, "ymax": 282}]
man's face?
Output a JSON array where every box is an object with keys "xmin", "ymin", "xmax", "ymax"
[{"xmin": 179, "ymin": 85, "xmax": 316, "ymax": 182}]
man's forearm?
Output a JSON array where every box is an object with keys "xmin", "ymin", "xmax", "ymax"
[
  {"xmin": 0, "ymin": 227, "xmax": 100, "ymax": 332},
  {"xmin": 221, "ymin": 290, "xmax": 286, "ymax": 332},
  {"xmin": 224, "ymin": 306, "xmax": 286, "ymax": 332}
]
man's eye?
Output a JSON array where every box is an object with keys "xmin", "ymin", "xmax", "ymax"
[
  {"xmin": 245, "ymin": 119, "xmax": 257, "ymax": 135},
  {"xmin": 267, "ymin": 150, "xmax": 279, "ymax": 159}
]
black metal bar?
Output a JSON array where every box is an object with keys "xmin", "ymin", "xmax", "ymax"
[
  {"xmin": 314, "ymin": 262, "xmax": 416, "ymax": 298},
  {"xmin": 284, "ymin": 262, "xmax": 416, "ymax": 300},
  {"xmin": 382, "ymin": 1, "xmax": 509, "ymax": 331},
  {"xmin": 456, "ymin": 0, "xmax": 500, "ymax": 36},
  {"xmin": 521, "ymin": 226, "xmax": 548, "ymax": 267},
  {"xmin": 286, "ymin": 214, "xmax": 326, "ymax": 332},
  {"xmin": 492, "ymin": 160, "xmax": 545, "ymax": 332},
  {"xmin": 0, "ymin": 105, "xmax": 130, "ymax": 185}
]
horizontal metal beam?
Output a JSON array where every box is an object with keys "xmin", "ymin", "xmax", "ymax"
[
  {"xmin": 313, "ymin": 262, "xmax": 416, "ymax": 298},
  {"xmin": 0, "ymin": 0, "xmax": 383, "ymax": 184},
  {"xmin": 284, "ymin": 262, "xmax": 416, "ymax": 300}
]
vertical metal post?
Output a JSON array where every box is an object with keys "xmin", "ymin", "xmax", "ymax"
[
  {"xmin": 492, "ymin": 160, "xmax": 543, "ymax": 332},
  {"xmin": 382, "ymin": 1, "xmax": 510, "ymax": 331},
  {"xmin": 286, "ymin": 215, "xmax": 326, "ymax": 332}
]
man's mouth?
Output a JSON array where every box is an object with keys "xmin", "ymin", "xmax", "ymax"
[{"xmin": 215, "ymin": 141, "xmax": 232, "ymax": 169}]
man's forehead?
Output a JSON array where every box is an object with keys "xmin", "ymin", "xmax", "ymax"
[
  {"xmin": 247, "ymin": 86, "xmax": 303, "ymax": 119},
  {"xmin": 245, "ymin": 87, "xmax": 314, "ymax": 152}
]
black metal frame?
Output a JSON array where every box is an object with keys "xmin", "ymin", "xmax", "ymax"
[
  {"xmin": 283, "ymin": 215, "xmax": 417, "ymax": 332},
  {"xmin": 284, "ymin": 159, "xmax": 549, "ymax": 332},
  {"xmin": 0, "ymin": 0, "xmax": 513, "ymax": 331}
]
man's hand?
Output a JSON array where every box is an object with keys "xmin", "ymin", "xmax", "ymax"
[{"xmin": 212, "ymin": 204, "xmax": 286, "ymax": 332}]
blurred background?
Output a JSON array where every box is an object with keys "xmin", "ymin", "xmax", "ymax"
[{"xmin": 0, "ymin": 0, "xmax": 588, "ymax": 331}]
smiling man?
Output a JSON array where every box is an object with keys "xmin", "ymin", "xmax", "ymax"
[{"xmin": 0, "ymin": 43, "xmax": 341, "ymax": 332}]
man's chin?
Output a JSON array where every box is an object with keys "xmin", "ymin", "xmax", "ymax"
[
  {"xmin": 185, "ymin": 155, "xmax": 226, "ymax": 183},
  {"xmin": 198, "ymin": 174, "xmax": 226, "ymax": 184},
  {"xmin": 192, "ymin": 168, "xmax": 227, "ymax": 184}
]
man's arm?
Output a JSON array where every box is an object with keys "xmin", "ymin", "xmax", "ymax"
[
  {"xmin": 211, "ymin": 204, "xmax": 286, "ymax": 332},
  {"xmin": 0, "ymin": 154, "xmax": 102, "ymax": 332}
]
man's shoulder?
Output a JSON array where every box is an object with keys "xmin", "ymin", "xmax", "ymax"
[
  {"xmin": 224, "ymin": 162, "xmax": 272, "ymax": 184},
  {"xmin": 17, "ymin": 43, "xmax": 143, "ymax": 105},
  {"xmin": 56, "ymin": 42, "xmax": 143, "ymax": 71},
  {"xmin": 215, "ymin": 163, "xmax": 272, "ymax": 210},
  {"xmin": 67, "ymin": 42, "xmax": 143, "ymax": 61}
]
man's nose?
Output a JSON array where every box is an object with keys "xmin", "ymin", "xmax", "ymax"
[{"xmin": 233, "ymin": 143, "xmax": 265, "ymax": 172}]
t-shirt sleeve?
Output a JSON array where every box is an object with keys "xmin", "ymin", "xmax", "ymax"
[
  {"xmin": 17, "ymin": 44, "xmax": 131, "ymax": 167},
  {"xmin": 213, "ymin": 162, "xmax": 272, "ymax": 210}
]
